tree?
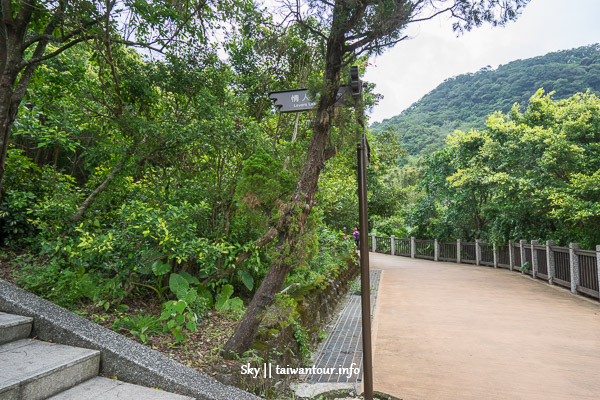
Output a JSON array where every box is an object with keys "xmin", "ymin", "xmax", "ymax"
[
  {"xmin": 0, "ymin": 0, "xmax": 250, "ymax": 196},
  {"xmin": 408, "ymin": 90, "xmax": 600, "ymax": 248},
  {"xmin": 223, "ymin": 0, "xmax": 531, "ymax": 356}
]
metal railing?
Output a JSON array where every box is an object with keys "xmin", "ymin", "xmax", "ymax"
[
  {"xmin": 375, "ymin": 236, "xmax": 391, "ymax": 254},
  {"xmin": 577, "ymin": 249, "xmax": 599, "ymax": 298},
  {"xmin": 553, "ymin": 248, "xmax": 570, "ymax": 288},
  {"xmin": 369, "ymin": 235, "xmax": 599, "ymax": 302},
  {"xmin": 480, "ymin": 243, "xmax": 494, "ymax": 266},
  {"xmin": 497, "ymin": 244, "xmax": 510, "ymax": 268},
  {"xmin": 461, "ymin": 242, "xmax": 476, "ymax": 264},
  {"xmin": 440, "ymin": 242, "xmax": 457, "ymax": 262},
  {"xmin": 415, "ymin": 239, "xmax": 434, "ymax": 260}
]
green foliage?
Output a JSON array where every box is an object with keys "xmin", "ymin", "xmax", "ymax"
[
  {"xmin": 349, "ymin": 280, "xmax": 362, "ymax": 295},
  {"xmin": 348, "ymin": 280, "xmax": 375, "ymax": 296},
  {"xmin": 409, "ymin": 90, "xmax": 600, "ymax": 248},
  {"xmin": 292, "ymin": 321, "xmax": 311, "ymax": 364},
  {"xmin": 160, "ymin": 300, "xmax": 197, "ymax": 343},
  {"xmin": 113, "ymin": 313, "xmax": 163, "ymax": 344},
  {"xmin": 159, "ymin": 272, "xmax": 213, "ymax": 343},
  {"xmin": 0, "ymin": 0, "xmax": 537, "ymax": 365},
  {"xmin": 284, "ymin": 223, "xmax": 355, "ymax": 292},
  {"xmin": 0, "ymin": 149, "xmax": 78, "ymax": 246},
  {"xmin": 1, "ymin": 15, "xmax": 337, "ymax": 324},
  {"xmin": 139, "ymin": 260, "xmax": 172, "ymax": 299},
  {"xmin": 261, "ymin": 293, "xmax": 298, "ymax": 329},
  {"xmin": 371, "ymin": 215, "xmax": 410, "ymax": 238},
  {"xmin": 371, "ymin": 44, "xmax": 600, "ymax": 156},
  {"xmin": 318, "ymin": 125, "xmax": 412, "ymax": 232},
  {"xmin": 70, "ymin": 200, "xmax": 232, "ymax": 294},
  {"xmin": 236, "ymin": 147, "xmax": 294, "ymax": 212},
  {"xmin": 239, "ymin": 270, "xmax": 254, "ymax": 291},
  {"xmin": 317, "ymin": 155, "xmax": 359, "ymax": 231},
  {"xmin": 215, "ymin": 284, "xmax": 245, "ymax": 317},
  {"xmin": 232, "ymin": 147, "xmax": 295, "ymax": 241},
  {"xmin": 169, "ymin": 273, "xmax": 198, "ymax": 304},
  {"xmin": 15, "ymin": 253, "xmax": 110, "ymax": 307}
]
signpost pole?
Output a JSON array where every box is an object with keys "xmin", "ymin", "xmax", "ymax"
[
  {"xmin": 357, "ymin": 133, "xmax": 373, "ymax": 400},
  {"xmin": 269, "ymin": 68, "xmax": 373, "ymax": 399}
]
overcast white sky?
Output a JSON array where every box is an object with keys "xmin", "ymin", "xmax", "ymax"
[{"xmin": 364, "ymin": 0, "xmax": 600, "ymax": 123}]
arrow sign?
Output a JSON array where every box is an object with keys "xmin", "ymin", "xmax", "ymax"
[{"xmin": 269, "ymin": 87, "xmax": 349, "ymax": 113}]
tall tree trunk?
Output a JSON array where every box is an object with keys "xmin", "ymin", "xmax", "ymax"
[
  {"xmin": 0, "ymin": 44, "xmax": 25, "ymax": 196},
  {"xmin": 0, "ymin": 63, "xmax": 34, "ymax": 197},
  {"xmin": 0, "ymin": 0, "xmax": 103, "ymax": 194},
  {"xmin": 0, "ymin": 74, "xmax": 16, "ymax": 197},
  {"xmin": 222, "ymin": 26, "xmax": 345, "ymax": 357},
  {"xmin": 0, "ymin": 0, "xmax": 54, "ymax": 195}
]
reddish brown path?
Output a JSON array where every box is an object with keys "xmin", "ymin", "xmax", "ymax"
[{"xmin": 370, "ymin": 252, "xmax": 600, "ymax": 400}]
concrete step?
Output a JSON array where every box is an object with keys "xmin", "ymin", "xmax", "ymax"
[
  {"xmin": 0, "ymin": 339, "xmax": 100, "ymax": 400},
  {"xmin": 49, "ymin": 376, "xmax": 196, "ymax": 400},
  {"xmin": 0, "ymin": 312, "xmax": 33, "ymax": 345}
]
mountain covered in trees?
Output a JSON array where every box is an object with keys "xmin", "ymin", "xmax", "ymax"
[{"xmin": 371, "ymin": 44, "xmax": 600, "ymax": 155}]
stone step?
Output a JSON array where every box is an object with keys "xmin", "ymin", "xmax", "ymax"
[
  {"xmin": 0, "ymin": 312, "xmax": 33, "ymax": 345},
  {"xmin": 0, "ymin": 339, "xmax": 100, "ymax": 400},
  {"xmin": 49, "ymin": 376, "xmax": 196, "ymax": 400}
]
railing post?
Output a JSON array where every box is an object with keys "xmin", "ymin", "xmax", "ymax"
[
  {"xmin": 390, "ymin": 235, "xmax": 395, "ymax": 256},
  {"xmin": 596, "ymin": 245, "xmax": 600, "ymax": 302},
  {"xmin": 411, "ymin": 236, "xmax": 416, "ymax": 259},
  {"xmin": 531, "ymin": 240, "xmax": 539, "ymax": 279},
  {"xmin": 475, "ymin": 239, "xmax": 481, "ymax": 266},
  {"xmin": 546, "ymin": 241, "xmax": 555, "ymax": 285},
  {"xmin": 519, "ymin": 240, "xmax": 526, "ymax": 273},
  {"xmin": 493, "ymin": 243, "xmax": 498, "ymax": 268},
  {"xmin": 457, "ymin": 239, "xmax": 461, "ymax": 264},
  {"xmin": 569, "ymin": 243, "xmax": 580, "ymax": 294},
  {"xmin": 509, "ymin": 240, "xmax": 514, "ymax": 271},
  {"xmin": 434, "ymin": 239, "xmax": 439, "ymax": 261},
  {"xmin": 372, "ymin": 234, "xmax": 377, "ymax": 253}
]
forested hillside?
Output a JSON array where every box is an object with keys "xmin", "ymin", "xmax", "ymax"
[{"xmin": 371, "ymin": 44, "xmax": 600, "ymax": 155}]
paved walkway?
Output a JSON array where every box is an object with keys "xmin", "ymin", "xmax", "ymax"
[
  {"xmin": 371, "ymin": 252, "xmax": 600, "ymax": 400},
  {"xmin": 307, "ymin": 270, "xmax": 381, "ymax": 384}
]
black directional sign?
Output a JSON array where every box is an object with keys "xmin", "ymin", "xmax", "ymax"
[{"xmin": 269, "ymin": 87, "xmax": 349, "ymax": 113}]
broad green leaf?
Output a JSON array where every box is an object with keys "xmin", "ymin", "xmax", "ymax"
[
  {"xmin": 227, "ymin": 297, "xmax": 244, "ymax": 311},
  {"xmin": 169, "ymin": 273, "xmax": 189, "ymax": 299},
  {"xmin": 183, "ymin": 289, "xmax": 197, "ymax": 304},
  {"xmin": 215, "ymin": 284, "xmax": 234, "ymax": 311},
  {"xmin": 151, "ymin": 261, "xmax": 171, "ymax": 276},
  {"xmin": 239, "ymin": 270, "xmax": 254, "ymax": 291},
  {"xmin": 196, "ymin": 284, "xmax": 213, "ymax": 308},
  {"xmin": 174, "ymin": 300, "xmax": 186, "ymax": 314},
  {"xmin": 178, "ymin": 271, "xmax": 200, "ymax": 285},
  {"xmin": 186, "ymin": 320, "xmax": 197, "ymax": 331}
]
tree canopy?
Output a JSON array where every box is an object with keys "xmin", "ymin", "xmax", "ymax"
[{"xmin": 406, "ymin": 90, "xmax": 600, "ymax": 249}]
